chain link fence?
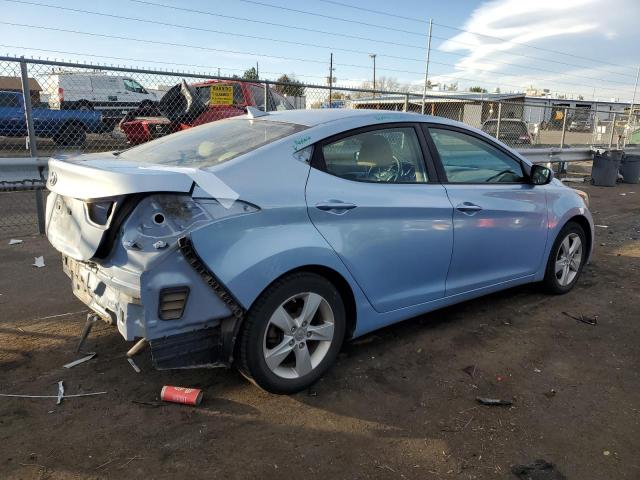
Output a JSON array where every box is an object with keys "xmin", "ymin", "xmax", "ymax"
[{"xmin": 1, "ymin": 55, "xmax": 638, "ymax": 236}]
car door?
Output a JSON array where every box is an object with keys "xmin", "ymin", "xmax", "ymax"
[
  {"xmin": 0, "ymin": 92, "xmax": 24, "ymax": 135},
  {"xmin": 423, "ymin": 125, "xmax": 548, "ymax": 296},
  {"xmin": 305, "ymin": 124, "xmax": 453, "ymax": 313}
]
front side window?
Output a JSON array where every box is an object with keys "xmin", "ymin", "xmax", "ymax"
[
  {"xmin": 118, "ymin": 118, "xmax": 307, "ymax": 168},
  {"xmin": 123, "ymin": 79, "xmax": 147, "ymax": 94},
  {"xmin": 321, "ymin": 127, "xmax": 428, "ymax": 183},
  {"xmin": 429, "ymin": 128, "xmax": 524, "ymax": 183}
]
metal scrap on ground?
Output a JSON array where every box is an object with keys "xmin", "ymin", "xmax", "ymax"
[
  {"xmin": 8, "ymin": 239, "xmax": 23, "ymax": 245},
  {"xmin": 32, "ymin": 256, "xmax": 45, "ymax": 268},
  {"xmin": 63, "ymin": 352, "xmax": 96, "ymax": 369}
]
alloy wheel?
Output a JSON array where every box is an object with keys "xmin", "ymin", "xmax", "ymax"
[
  {"xmin": 262, "ymin": 292, "xmax": 335, "ymax": 379},
  {"xmin": 555, "ymin": 233, "xmax": 583, "ymax": 286}
]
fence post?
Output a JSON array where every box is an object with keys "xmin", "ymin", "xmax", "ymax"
[
  {"xmin": 560, "ymin": 108, "xmax": 568, "ymax": 148},
  {"xmin": 403, "ymin": 94, "xmax": 409, "ymax": 112},
  {"xmin": 19, "ymin": 58, "xmax": 38, "ymax": 157},
  {"xmin": 496, "ymin": 103, "xmax": 502, "ymax": 139},
  {"xmin": 609, "ymin": 113, "xmax": 617, "ymax": 148},
  {"xmin": 20, "ymin": 58, "xmax": 46, "ymax": 234},
  {"xmin": 263, "ymin": 81, "xmax": 269, "ymax": 112}
]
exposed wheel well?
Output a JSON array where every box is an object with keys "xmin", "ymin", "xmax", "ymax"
[
  {"xmin": 565, "ymin": 215, "xmax": 592, "ymax": 258},
  {"xmin": 252, "ymin": 265, "xmax": 357, "ymax": 340}
]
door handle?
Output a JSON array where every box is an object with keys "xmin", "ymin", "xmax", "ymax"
[
  {"xmin": 456, "ymin": 202, "xmax": 483, "ymax": 215},
  {"xmin": 315, "ymin": 201, "xmax": 357, "ymax": 214}
]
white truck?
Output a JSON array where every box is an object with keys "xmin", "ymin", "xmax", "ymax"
[{"xmin": 43, "ymin": 72, "xmax": 158, "ymax": 130}]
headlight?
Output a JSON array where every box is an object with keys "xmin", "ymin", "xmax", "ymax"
[{"xmin": 574, "ymin": 189, "xmax": 589, "ymax": 208}]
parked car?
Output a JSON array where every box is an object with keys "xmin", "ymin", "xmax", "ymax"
[
  {"xmin": 0, "ymin": 90, "xmax": 102, "ymax": 146},
  {"xmin": 481, "ymin": 119, "xmax": 532, "ymax": 145},
  {"xmin": 120, "ymin": 79, "xmax": 295, "ymax": 144},
  {"xmin": 43, "ymin": 72, "xmax": 157, "ymax": 130},
  {"xmin": 45, "ymin": 109, "xmax": 593, "ymax": 394}
]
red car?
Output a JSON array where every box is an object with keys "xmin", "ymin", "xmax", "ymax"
[{"xmin": 120, "ymin": 79, "xmax": 295, "ymax": 144}]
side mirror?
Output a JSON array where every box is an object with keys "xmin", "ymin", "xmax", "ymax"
[{"xmin": 530, "ymin": 164, "xmax": 552, "ymax": 185}]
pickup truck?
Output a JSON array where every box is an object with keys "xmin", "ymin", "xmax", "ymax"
[{"xmin": 0, "ymin": 90, "xmax": 102, "ymax": 146}]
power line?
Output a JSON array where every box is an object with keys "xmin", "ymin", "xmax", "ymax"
[
  {"xmin": 0, "ymin": 43, "xmax": 355, "ymax": 82},
  {"xmin": 315, "ymin": 0, "xmax": 425, "ymax": 23},
  {"xmin": 1, "ymin": 0, "xmax": 423, "ymax": 62},
  {"xmin": 4, "ymin": 1, "xmax": 634, "ymax": 94},
  {"xmin": 234, "ymin": 0, "xmax": 425, "ymax": 37},
  {"xmin": 433, "ymin": 21, "xmax": 634, "ymax": 72},
  {"xmin": 127, "ymin": 0, "xmax": 426, "ymax": 51},
  {"xmin": 1, "ymin": 19, "xmax": 635, "ymax": 98}
]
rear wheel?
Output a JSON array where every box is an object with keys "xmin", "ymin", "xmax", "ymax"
[
  {"xmin": 237, "ymin": 272, "xmax": 346, "ymax": 394},
  {"xmin": 543, "ymin": 222, "xmax": 586, "ymax": 294}
]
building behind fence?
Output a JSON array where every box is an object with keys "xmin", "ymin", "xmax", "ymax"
[{"xmin": 0, "ymin": 55, "xmax": 638, "ymax": 236}]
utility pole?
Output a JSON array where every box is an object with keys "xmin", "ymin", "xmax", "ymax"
[
  {"xmin": 369, "ymin": 53, "xmax": 377, "ymax": 98},
  {"xmin": 217, "ymin": 67, "xmax": 220, "ymax": 77},
  {"xmin": 626, "ymin": 65, "xmax": 639, "ymax": 142},
  {"xmin": 328, "ymin": 52, "xmax": 333, "ymax": 107},
  {"xmin": 256, "ymin": 61, "xmax": 259, "ymax": 79},
  {"xmin": 421, "ymin": 18, "xmax": 433, "ymax": 115}
]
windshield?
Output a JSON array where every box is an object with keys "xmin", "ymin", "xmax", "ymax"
[{"xmin": 119, "ymin": 118, "xmax": 307, "ymax": 168}]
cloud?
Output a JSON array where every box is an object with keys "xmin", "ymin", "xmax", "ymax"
[{"xmin": 437, "ymin": 0, "xmax": 640, "ymax": 99}]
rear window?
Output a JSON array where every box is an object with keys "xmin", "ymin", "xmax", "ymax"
[{"xmin": 118, "ymin": 118, "xmax": 307, "ymax": 168}]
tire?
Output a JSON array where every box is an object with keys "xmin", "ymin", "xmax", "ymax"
[
  {"xmin": 237, "ymin": 272, "xmax": 346, "ymax": 394},
  {"xmin": 543, "ymin": 221, "xmax": 587, "ymax": 294},
  {"xmin": 76, "ymin": 101, "xmax": 94, "ymax": 111}
]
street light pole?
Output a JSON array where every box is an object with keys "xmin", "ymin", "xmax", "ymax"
[
  {"xmin": 369, "ymin": 53, "xmax": 376, "ymax": 98},
  {"xmin": 626, "ymin": 65, "xmax": 639, "ymax": 144},
  {"xmin": 421, "ymin": 18, "xmax": 433, "ymax": 115}
]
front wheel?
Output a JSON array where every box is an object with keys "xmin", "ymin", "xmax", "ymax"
[
  {"xmin": 543, "ymin": 222, "xmax": 586, "ymax": 294},
  {"xmin": 236, "ymin": 272, "xmax": 346, "ymax": 394}
]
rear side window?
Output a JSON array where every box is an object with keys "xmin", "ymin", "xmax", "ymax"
[
  {"xmin": 321, "ymin": 127, "xmax": 428, "ymax": 183},
  {"xmin": 429, "ymin": 128, "xmax": 524, "ymax": 183},
  {"xmin": 0, "ymin": 92, "xmax": 21, "ymax": 107},
  {"xmin": 119, "ymin": 118, "xmax": 307, "ymax": 168}
]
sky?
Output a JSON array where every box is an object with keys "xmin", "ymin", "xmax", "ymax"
[{"xmin": 1, "ymin": 0, "xmax": 639, "ymax": 101}]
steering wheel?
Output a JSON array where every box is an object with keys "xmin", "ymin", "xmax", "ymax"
[
  {"xmin": 485, "ymin": 169, "xmax": 514, "ymax": 183},
  {"xmin": 367, "ymin": 155, "xmax": 402, "ymax": 181}
]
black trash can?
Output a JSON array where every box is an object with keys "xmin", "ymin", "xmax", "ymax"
[
  {"xmin": 591, "ymin": 150, "xmax": 622, "ymax": 186},
  {"xmin": 620, "ymin": 154, "xmax": 640, "ymax": 184}
]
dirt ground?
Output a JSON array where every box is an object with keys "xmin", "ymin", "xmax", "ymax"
[{"xmin": 0, "ymin": 181, "xmax": 639, "ymax": 480}]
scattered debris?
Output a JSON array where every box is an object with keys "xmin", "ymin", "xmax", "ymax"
[
  {"xmin": 560, "ymin": 177, "xmax": 585, "ymax": 183},
  {"xmin": 127, "ymin": 357, "xmax": 141, "ymax": 373},
  {"xmin": 511, "ymin": 459, "xmax": 567, "ymax": 480},
  {"xmin": 562, "ymin": 311, "xmax": 598, "ymax": 326},
  {"xmin": 56, "ymin": 381, "xmax": 64, "ymax": 405},
  {"xmin": 32, "ymin": 256, "xmax": 45, "ymax": 268},
  {"xmin": 595, "ymin": 225, "xmax": 609, "ymax": 228},
  {"xmin": 476, "ymin": 397, "xmax": 513, "ymax": 406},
  {"xmin": 63, "ymin": 353, "xmax": 96, "ymax": 369},
  {"xmin": 496, "ymin": 374, "xmax": 505, "ymax": 382},
  {"xmin": 620, "ymin": 193, "xmax": 626, "ymax": 196},
  {"xmin": 161, "ymin": 386, "xmax": 203, "ymax": 405},
  {"xmin": 0, "ymin": 383, "xmax": 107, "ymax": 404},
  {"xmin": 126, "ymin": 338, "xmax": 148, "ymax": 358},
  {"xmin": 544, "ymin": 389, "xmax": 557, "ymax": 399},
  {"xmin": 8, "ymin": 238, "xmax": 23, "ymax": 245},
  {"xmin": 534, "ymin": 368, "xmax": 542, "ymax": 373},
  {"xmin": 603, "ymin": 450, "xmax": 610, "ymax": 456},
  {"xmin": 132, "ymin": 400, "xmax": 163, "ymax": 408},
  {"xmin": 76, "ymin": 313, "xmax": 99, "ymax": 353},
  {"xmin": 462, "ymin": 365, "xmax": 477, "ymax": 378}
]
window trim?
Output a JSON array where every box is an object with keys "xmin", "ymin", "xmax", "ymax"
[
  {"xmin": 311, "ymin": 122, "xmax": 438, "ymax": 185},
  {"xmin": 421, "ymin": 123, "xmax": 532, "ymax": 185}
]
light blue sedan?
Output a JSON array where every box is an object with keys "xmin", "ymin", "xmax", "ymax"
[{"xmin": 45, "ymin": 108, "xmax": 593, "ymax": 394}]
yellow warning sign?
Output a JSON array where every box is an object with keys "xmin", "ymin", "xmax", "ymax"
[{"xmin": 210, "ymin": 84, "xmax": 234, "ymax": 105}]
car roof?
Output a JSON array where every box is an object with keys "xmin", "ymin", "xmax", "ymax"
[{"xmin": 258, "ymin": 108, "xmax": 454, "ymax": 127}]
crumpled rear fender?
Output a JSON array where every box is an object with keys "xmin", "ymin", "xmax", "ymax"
[{"xmin": 188, "ymin": 207, "xmax": 367, "ymax": 311}]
